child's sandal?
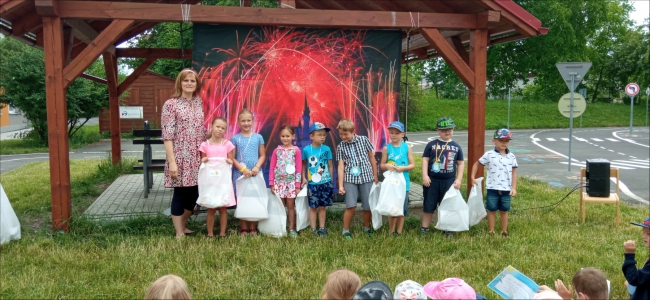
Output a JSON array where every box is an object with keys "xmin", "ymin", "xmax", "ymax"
[
  {"xmin": 239, "ymin": 229, "xmax": 249, "ymax": 236},
  {"xmin": 249, "ymin": 229, "xmax": 259, "ymax": 235}
]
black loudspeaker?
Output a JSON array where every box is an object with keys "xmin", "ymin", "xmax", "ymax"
[{"xmin": 586, "ymin": 159, "xmax": 610, "ymax": 197}]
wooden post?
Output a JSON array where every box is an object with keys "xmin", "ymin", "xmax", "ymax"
[
  {"xmin": 42, "ymin": 16, "xmax": 72, "ymax": 232},
  {"xmin": 103, "ymin": 52, "xmax": 121, "ymax": 165},
  {"xmin": 467, "ymin": 29, "xmax": 488, "ymax": 197}
]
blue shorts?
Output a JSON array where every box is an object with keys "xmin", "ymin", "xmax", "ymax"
[
  {"xmin": 307, "ymin": 181, "xmax": 333, "ymax": 209},
  {"xmin": 402, "ymin": 194, "xmax": 409, "ymax": 216},
  {"xmin": 486, "ymin": 189, "xmax": 511, "ymax": 212},
  {"xmin": 422, "ymin": 178, "xmax": 454, "ymax": 213}
]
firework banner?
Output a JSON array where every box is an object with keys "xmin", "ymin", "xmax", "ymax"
[{"xmin": 193, "ymin": 25, "xmax": 401, "ymax": 186}]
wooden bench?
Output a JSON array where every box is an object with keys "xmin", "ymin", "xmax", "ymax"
[{"xmin": 133, "ymin": 121, "xmax": 164, "ymax": 198}]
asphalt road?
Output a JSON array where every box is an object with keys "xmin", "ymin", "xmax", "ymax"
[
  {"xmin": 405, "ymin": 127, "xmax": 649, "ymax": 205},
  {"xmin": 2, "ymin": 127, "xmax": 648, "ymax": 204}
]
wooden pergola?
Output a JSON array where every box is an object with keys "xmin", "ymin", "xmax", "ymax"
[{"xmin": 0, "ymin": 0, "xmax": 547, "ymax": 232}]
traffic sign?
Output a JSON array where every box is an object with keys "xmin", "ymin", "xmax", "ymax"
[
  {"xmin": 625, "ymin": 82, "xmax": 640, "ymax": 97},
  {"xmin": 558, "ymin": 93, "xmax": 586, "ymax": 118},
  {"xmin": 556, "ymin": 62, "xmax": 592, "ymax": 92}
]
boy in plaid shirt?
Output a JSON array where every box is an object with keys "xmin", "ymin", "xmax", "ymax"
[{"xmin": 336, "ymin": 119, "xmax": 378, "ymax": 240}]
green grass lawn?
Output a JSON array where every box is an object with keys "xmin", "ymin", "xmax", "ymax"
[
  {"xmin": 405, "ymin": 98, "xmax": 650, "ymax": 131},
  {"xmin": 0, "ymin": 159, "xmax": 647, "ymax": 299}
]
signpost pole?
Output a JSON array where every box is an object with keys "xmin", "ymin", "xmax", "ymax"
[
  {"xmin": 646, "ymin": 87, "xmax": 649, "ymax": 127},
  {"xmin": 507, "ymin": 88, "xmax": 511, "ymax": 129},
  {"xmin": 645, "ymin": 87, "xmax": 650, "ymax": 126},
  {"xmin": 630, "ymin": 95, "xmax": 635, "ymax": 135},
  {"xmin": 568, "ymin": 73, "xmax": 576, "ymax": 171}
]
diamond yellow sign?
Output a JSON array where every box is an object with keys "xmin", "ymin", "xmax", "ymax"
[{"xmin": 558, "ymin": 92, "xmax": 586, "ymax": 118}]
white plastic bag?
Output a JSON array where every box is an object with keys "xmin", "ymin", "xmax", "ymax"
[
  {"xmin": 375, "ymin": 171, "xmax": 406, "ymax": 216},
  {"xmin": 295, "ymin": 187, "xmax": 310, "ymax": 231},
  {"xmin": 0, "ymin": 183, "xmax": 21, "ymax": 245},
  {"xmin": 258, "ymin": 192, "xmax": 287, "ymax": 238},
  {"xmin": 234, "ymin": 175, "xmax": 269, "ymax": 221},
  {"xmin": 435, "ymin": 186, "xmax": 470, "ymax": 232},
  {"xmin": 368, "ymin": 183, "xmax": 383, "ymax": 230},
  {"xmin": 197, "ymin": 158, "xmax": 235, "ymax": 208},
  {"xmin": 467, "ymin": 177, "xmax": 487, "ymax": 226}
]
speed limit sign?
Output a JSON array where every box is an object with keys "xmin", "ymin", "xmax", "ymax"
[{"xmin": 626, "ymin": 82, "xmax": 640, "ymax": 97}]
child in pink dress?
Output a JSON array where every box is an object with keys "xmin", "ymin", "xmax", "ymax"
[
  {"xmin": 199, "ymin": 117, "xmax": 236, "ymax": 238},
  {"xmin": 269, "ymin": 126, "xmax": 302, "ymax": 237}
]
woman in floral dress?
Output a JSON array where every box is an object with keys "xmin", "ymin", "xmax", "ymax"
[{"xmin": 161, "ymin": 69, "xmax": 205, "ymax": 239}]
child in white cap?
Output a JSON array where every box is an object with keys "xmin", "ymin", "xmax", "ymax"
[{"xmin": 393, "ymin": 280, "xmax": 426, "ymax": 300}]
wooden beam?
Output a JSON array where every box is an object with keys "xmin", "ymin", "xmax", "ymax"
[
  {"xmin": 420, "ymin": 28, "xmax": 474, "ymax": 89},
  {"xmin": 466, "ymin": 29, "xmax": 489, "ymax": 197},
  {"xmin": 476, "ymin": 0, "xmax": 539, "ymax": 37},
  {"xmin": 114, "ymin": 21, "xmax": 160, "ymax": 47},
  {"xmin": 62, "ymin": 26, "xmax": 74, "ymax": 64},
  {"xmin": 64, "ymin": 19, "xmax": 116, "ymax": 55},
  {"xmin": 63, "ymin": 19, "xmax": 135, "ymax": 88},
  {"xmin": 116, "ymin": 48, "xmax": 192, "ymax": 59},
  {"xmin": 11, "ymin": 12, "xmax": 42, "ymax": 36},
  {"xmin": 277, "ymin": 0, "xmax": 295, "ymax": 9},
  {"xmin": 42, "ymin": 16, "xmax": 71, "ymax": 232},
  {"xmin": 476, "ymin": 10, "xmax": 501, "ymax": 28},
  {"xmin": 80, "ymin": 73, "xmax": 107, "ymax": 85},
  {"xmin": 103, "ymin": 52, "xmax": 121, "ymax": 165},
  {"xmin": 488, "ymin": 33, "xmax": 525, "ymax": 46},
  {"xmin": 117, "ymin": 57, "xmax": 157, "ymax": 95},
  {"xmin": 450, "ymin": 36, "xmax": 469, "ymax": 65},
  {"xmin": 35, "ymin": 0, "xmax": 59, "ymax": 16},
  {"xmin": 0, "ymin": 0, "xmax": 29, "ymax": 15},
  {"xmin": 57, "ymin": 1, "xmax": 480, "ymax": 30}
]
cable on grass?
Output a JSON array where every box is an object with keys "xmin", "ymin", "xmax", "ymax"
[{"xmin": 510, "ymin": 183, "xmax": 582, "ymax": 217}]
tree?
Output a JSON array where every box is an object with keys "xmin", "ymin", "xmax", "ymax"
[{"xmin": 0, "ymin": 36, "xmax": 109, "ymax": 144}]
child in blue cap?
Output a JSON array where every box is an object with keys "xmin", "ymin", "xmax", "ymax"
[
  {"xmin": 623, "ymin": 216, "xmax": 650, "ymax": 300},
  {"xmin": 470, "ymin": 128, "xmax": 518, "ymax": 237},
  {"xmin": 379, "ymin": 121, "xmax": 414, "ymax": 237}
]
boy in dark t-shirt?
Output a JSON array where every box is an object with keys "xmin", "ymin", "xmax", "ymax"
[{"xmin": 421, "ymin": 117, "xmax": 464, "ymax": 238}]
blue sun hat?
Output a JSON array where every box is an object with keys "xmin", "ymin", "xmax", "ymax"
[
  {"xmin": 309, "ymin": 122, "xmax": 331, "ymax": 134},
  {"xmin": 630, "ymin": 216, "xmax": 650, "ymax": 229},
  {"xmin": 353, "ymin": 281, "xmax": 392, "ymax": 300},
  {"xmin": 494, "ymin": 128, "xmax": 513, "ymax": 140}
]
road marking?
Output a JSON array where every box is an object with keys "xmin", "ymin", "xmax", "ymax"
[
  {"xmin": 630, "ymin": 156, "xmax": 637, "ymax": 158},
  {"xmin": 600, "ymin": 147, "xmax": 606, "ymax": 149},
  {"xmin": 547, "ymin": 138, "xmax": 556, "ymax": 141},
  {"xmin": 574, "ymin": 137, "xmax": 588, "ymax": 142},
  {"xmin": 560, "ymin": 161, "xmax": 635, "ymax": 170},
  {"xmin": 613, "ymin": 131, "xmax": 650, "ymax": 148},
  {"xmin": 561, "ymin": 138, "xmax": 569, "ymax": 141},
  {"xmin": 617, "ymin": 179, "xmax": 649, "ymax": 205},
  {"xmin": 606, "ymin": 138, "xmax": 619, "ymax": 142},
  {"xmin": 630, "ymin": 159, "xmax": 650, "ymax": 163},
  {"xmin": 532, "ymin": 138, "xmax": 540, "ymax": 142},
  {"xmin": 609, "ymin": 150, "xmax": 615, "ymax": 152},
  {"xmin": 82, "ymin": 152, "xmax": 106, "ymax": 154},
  {"xmin": 591, "ymin": 138, "xmax": 603, "ymax": 142},
  {"xmin": 1, "ymin": 157, "xmax": 50, "ymax": 162},
  {"xmin": 618, "ymin": 153, "xmax": 626, "ymax": 155},
  {"xmin": 611, "ymin": 160, "xmax": 650, "ymax": 168}
]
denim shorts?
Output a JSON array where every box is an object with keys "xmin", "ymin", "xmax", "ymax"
[
  {"xmin": 402, "ymin": 194, "xmax": 409, "ymax": 216},
  {"xmin": 486, "ymin": 189, "xmax": 511, "ymax": 212},
  {"xmin": 344, "ymin": 181, "xmax": 372, "ymax": 210},
  {"xmin": 307, "ymin": 181, "xmax": 333, "ymax": 209}
]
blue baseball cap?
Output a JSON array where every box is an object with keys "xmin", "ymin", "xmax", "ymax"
[
  {"xmin": 631, "ymin": 216, "xmax": 650, "ymax": 229},
  {"xmin": 309, "ymin": 122, "xmax": 330, "ymax": 134},
  {"xmin": 388, "ymin": 121, "xmax": 405, "ymax": 132}
]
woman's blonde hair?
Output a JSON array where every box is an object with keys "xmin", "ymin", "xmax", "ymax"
[
  {"xmin": 321, "ymin": 268, "xmax": 361, "ymax": 300},
  {"xmin": 172, "ymin": 69, "xmax": 202, "ymax": 98},
  {"xmin": 145, "ymin": 274, "xmax": 192, "ymax": 300}
]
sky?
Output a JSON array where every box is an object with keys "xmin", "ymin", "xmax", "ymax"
[{"xmin": 630, "ymin": 0, "xmax": 649, "ymax": 26}]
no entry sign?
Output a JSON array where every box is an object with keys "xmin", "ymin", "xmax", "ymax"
[{"xmin": 626, "ymin": 82, "xmax": 640, "ymax": 97}]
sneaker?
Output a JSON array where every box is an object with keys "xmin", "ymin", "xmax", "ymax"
[
  {"xmin": 312, "ymin": 229, "xmax": 319, "ymax": 236},
  {"xmin": 343, "ymin": 232, "xmax": 352, "ymax": 241},
  {"xmin": 444, "ymin": 231, "xmax": 453, "ymax": 238},
  {"xmin": 502, "ymin": 232, "xmax": 509, "ymax": 238},
  {"xmin": 392, "ymin": 232, "xmax": 401, "ymax": 238},
  {"xmin": 318, "ymin": 228, "xmax": 328, "ymax": 237},
  {"xmin": 365, "ymin": 229, "xmax": 374, "ymax": 238},
  {"xmin": 289, "ymin": 229, "xmax": 298, "ymax": 237},
  {"xmin": 420, "ymin": 227, "xmax": 430, "ymax": 235},
  {"xmin": 488, "ymin": 231, "xmax": 495, "ymax": 236}
]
